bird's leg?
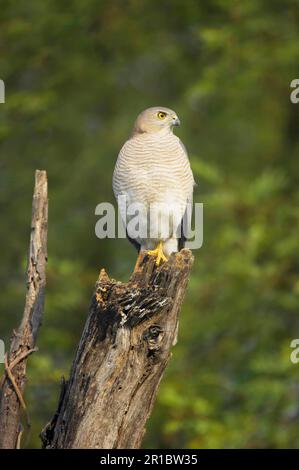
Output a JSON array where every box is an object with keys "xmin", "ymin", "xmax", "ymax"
[
  {"xmin": 133, "ymin": 250, "xmax": 144, "ymax": 272},
  {"xmin": 147, "ymin": 241, "xmax": 168, "ymax": 266}
]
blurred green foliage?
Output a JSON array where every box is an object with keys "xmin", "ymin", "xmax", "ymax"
[{"xmin": 1, "ymin": 0, "xmax": 299, "ymax": 448}]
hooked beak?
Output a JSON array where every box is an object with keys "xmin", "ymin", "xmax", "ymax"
[{"xmin": 172, "ymin": 116, "xmax": 180, "ymax": 127}]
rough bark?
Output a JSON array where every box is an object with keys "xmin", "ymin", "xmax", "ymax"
[
  {"xmin": 41, "ymin": 248, "xmax": 193, "ymax": 449},
  {"xmin": 0, "ymin": 170, "xmax": 48, "ymax": 449}
]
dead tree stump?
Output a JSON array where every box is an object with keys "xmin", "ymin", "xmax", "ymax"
[{"xmin": 41, "ymin": 249, "xmax": 193, "ymax": 449}]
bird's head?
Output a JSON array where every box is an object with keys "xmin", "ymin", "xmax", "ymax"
[{"xmin": 133, "ymin": 107, "xmax": 180, "ymax": 135}]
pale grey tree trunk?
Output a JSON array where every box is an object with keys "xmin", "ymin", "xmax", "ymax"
[{"xmin": 0, "ymin": 170, "xmax": 48, "ymax": 449}]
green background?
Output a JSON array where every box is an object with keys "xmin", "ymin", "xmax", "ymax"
[{"xmin": 1, "ymin": 0, "xmax": 299, "ymax": 448}]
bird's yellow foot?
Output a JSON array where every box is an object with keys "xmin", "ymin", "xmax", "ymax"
[{"xmin": 147, "ymin": 242, "xmax": 168, "ymax": 266}]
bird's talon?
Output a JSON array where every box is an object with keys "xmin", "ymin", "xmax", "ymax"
[{"xmin": 147, "ymin": 242, "xmax": 168, "ymax": 266}]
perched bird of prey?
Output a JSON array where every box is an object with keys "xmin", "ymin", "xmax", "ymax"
[{"xmin": 113, "ymin": 106, "xmax": 195, "ymax": 267}]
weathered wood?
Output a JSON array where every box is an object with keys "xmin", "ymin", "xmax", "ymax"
[
  {"xmin": 41, "ymin": 248, "xmax": 193, "ymax": 449},
  {"xmin": 0, "ymin": 170, "xmax": 48, "ymax": 449}
]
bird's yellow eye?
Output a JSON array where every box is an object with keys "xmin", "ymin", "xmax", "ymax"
[{"xmin": 157, "ymin": 111, "xmax": 167, "ymax": 120}]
